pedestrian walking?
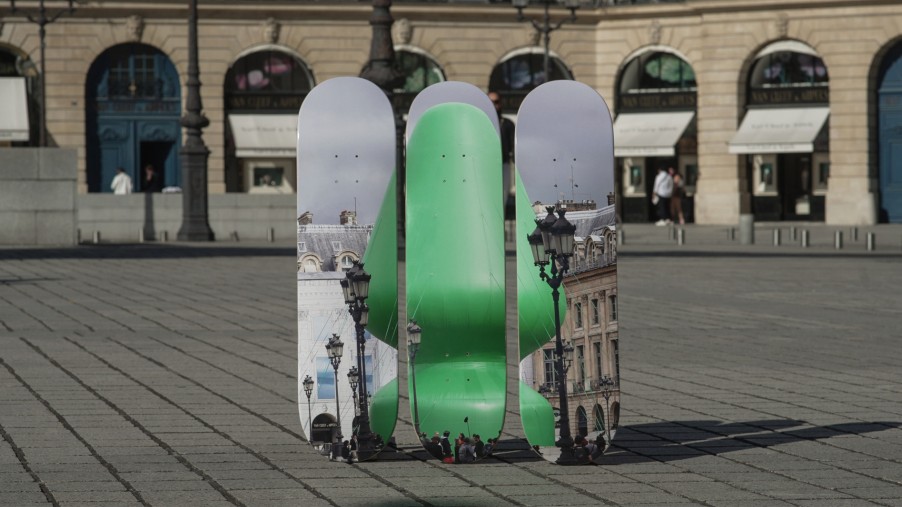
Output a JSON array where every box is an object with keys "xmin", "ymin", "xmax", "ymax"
[
  {"xmin": 110, "ymin": 167, "xmax": 132, "ymax": 194},
  {"xmin": 653, "ymin": 166, "xmax": 673, "ymax": 225},
  {"xmin": 669, "ymin": 167, "xmax": 686, "ymax": 225}
]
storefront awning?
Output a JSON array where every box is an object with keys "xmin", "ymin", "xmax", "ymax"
[
  {"xmin": 229, "ymin": 114, "xmax": 297, "ymax": 158},
  {"xmin": 0, "ymin": 77, "xmax": 30, "ymax": 142},
  {"xmin": 729, "ymin": 107, "xmax": 830, "ymax": 154},
  {"xmin": 613, "ymin": 111, "xmax": 695, "ymax": 157}
]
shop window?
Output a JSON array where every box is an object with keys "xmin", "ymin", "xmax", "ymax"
[
  {"xmin": 394, "ymin": 49, "xmax": 445, "ymax": 94},
  {"xmin": 815, "ymin": 162, "xmax": 830, "ymax": 191},
  {"xmin": 489, "ymin": 51, "xmax": 573, "ymax": 94},
  {"xmin": 543, "ymin": 349, "xmax": 556, "ymax": 389},
  {"xmin": 750, "ymin": 51, "xmax": 828, "ymax": 90},
  {"xmin": 594, "ymin": 341, "xmax": 603, "ymax": 380},
  {"xmin": 619, "ymin": 51, "xmax": 697, "ymax": 95}
]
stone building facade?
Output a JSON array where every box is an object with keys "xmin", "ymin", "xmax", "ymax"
[
  {"xmin": 2, "ymin": 0, "xmax": 901, "ymax": 224},
  {"xmin": 526, "ymin": 205, "xmax": 621, "ymax": 442}
]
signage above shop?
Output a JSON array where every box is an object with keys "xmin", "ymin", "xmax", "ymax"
[
  {"xmin": 226, "ymin": 93, "xmax": 306, "ymax": 112},
  {"xmin": 748, "ymin": 87, "xmax": 829, "ymax": 106},
  {"xmin": 93, "ymin": 100, "xmax": 179, "ymax": 114},
  {"xmin": 618, "ymin": 91, "xmax": 696, "ymax": 113}
]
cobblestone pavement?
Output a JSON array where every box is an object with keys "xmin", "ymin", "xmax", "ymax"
[{"xmin": 1, "ymin": 241, "xmax": 901, "ymax": 507}]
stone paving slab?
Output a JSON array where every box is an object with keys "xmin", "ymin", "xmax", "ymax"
[{"xmin": 1, "ymin": 242, "xmax": 901, "ymax": 506}]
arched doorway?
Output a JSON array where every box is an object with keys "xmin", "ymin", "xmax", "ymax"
[
  {"xmin": 878, "ymin": 41, "xmax": 902, "ymax": 222},
  {"xmin": 615, "ymin": 48, "xmax": 698, "ymax": 223},
  {"xmin": 0, "ymin": 46, "xmax": 39, "ymax": 145},
  {"xmin": 730, "ymin": 40, "xmax": 830, "ymax": 221},
  {"xmin": 576, "ymin": 406, "xmax": 588, "ymax": 438},
  {"xmin": 311, "ymin": 413, "xmax": 338, "ymax": 444},
  {"xmin": 85, "ymin": 43, "xmax": 181, "ymax": 193},
  {"xmin": 593, "ymin": 403, "xmax": 605, "ymax": 433},
  {"xmin": 489, "ymin": 48, "xmax": 573, "ymax": 113},
  {"xmin": 224, "ymin": 46, "xmax": 314, "ymax": 193}
]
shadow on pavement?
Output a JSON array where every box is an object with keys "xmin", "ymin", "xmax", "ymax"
[
  {"xmin": 0, "ymin": 244, "xmax": 295, "ymax": 260},
  {"xmin": 597, "ymin": 419, "xmax": 902, "ymax": 465}
]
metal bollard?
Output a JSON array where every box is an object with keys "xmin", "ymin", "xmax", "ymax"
[
  {"xmin": 617, "ymin": 228, "xmax": 624, "ymax": 246},
  {"xmin": 867, "ymin": 232, "xmax": 875, "ymax": 251},
  {"xmin": 76, "ymin": 228, "xmax": 82, "ymax": 244},
  {"xmin": 267, "ymin": 228, "xmax": 275, "ymax": 243},
  {"xmin": 161, "ymin": 231, "xmax": 169, "ymax": 242},
  {"xmin": 790, "ymin": 226, "xmax": 797, "ymax": 242},
  {"xmin": 230, "ymin": 231, "xmax": 240, "ymax": 242},
  {"xmin": 851, "ymin": 226, "xmax": 859, "ymax": 242},
  {"xmin": 773, "ymin": 229, "xmax": 781, "ymax": 246},
  {"xmin": 677, "ymin": 228, "xmax": 685, "ymax": 245},
  {"xmin": 728, "ymin": 228, "xmax": 736, "ymax": 241},
  {"xmin": 138, "ymin": 228, "xmax": 145, "ymax": 243},
  {"xmin": 835, "ymin": 230, "xmax": 843, "ymax": 250},
  {"xmin": 739, "ymin": 214, "xmax": 754, "ymax": 245},
  {"xmin": 92, "ymin": 231, "xmax": 101, "ymax": 244},
  {"xmin": 801, "ymin": 229, "xmax": 809, "ymax": 248}
]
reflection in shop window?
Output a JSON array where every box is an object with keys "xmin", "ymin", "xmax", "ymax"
[{"xmin": 394, "ymin": 49, "xmax": 445, "ymax": 94}]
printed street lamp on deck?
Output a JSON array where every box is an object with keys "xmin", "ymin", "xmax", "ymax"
[
  {"xmin": 325, "ymin": 334, "xmax": 344, "ymax": 440},
  {"xmin": 303, "ymin": 374, "xmax": 314, "ymax": 444}
]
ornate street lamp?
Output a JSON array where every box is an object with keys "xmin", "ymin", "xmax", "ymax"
[
  {"xmin": 512, "ymin": 0, "xmax": 579, "ymax": 87},
  {"xmin": 528, "ymin": 206, "xmax": 582, "ymax": 465},
  {"xmin": 9, "ymin": 0, "xmax": 75, "ymax": 147},
  {"xmin": 407, "ymin": 320, "xmax": 422, "ymax": 436},
  {"xmin": 325, "ymin": 334, "xmax": 344, "ymax": 439},
  {"xmin": 177, "ymin": 0, "xmax": 214, "ymax": 241},
  {"xmin": 303, "ymin": 374, "xmax": 314, "ymax": 443},
  {"xmin": 598, "ymin": 374, "xmax": 615, "ymax": 449},
  {"xmin": 340, "ymin": 262, "xmax": 377, "ymax": 459},
  {"xmin": 347, "ymin": 366, "xmax": 360, "ymax": 416}
]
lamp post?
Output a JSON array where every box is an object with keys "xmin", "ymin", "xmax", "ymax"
[
  {"xmin": 598, "ymin": 374, "xmax": 615, "ymax": 449},
  {"xmin": 340, "ymin": 262, "xmax": 377, "ymax": 459},
  {"xmin": 9, "ymin": 0, "xmax": 75, "ymax": 147},
  {"xmin": 303, "ymin": 374, "xmax": 315, "ymax": 443},
  {"xmin": 347, "ymin": 366, "xmax": 360, "ymax": 417},
  {"xmin": 528, "ymin": 205, "xmax": 581, "ymax": 465},
  {"xmin": 512, "ymin": 0, "xmax": 579, "ymax": 87},
  {"xmin": 325, "ymin": 334, "xmax": 344, "ymax": 439},
  {"xmin": 176, "ymin": 0, "xmax": 214, "ymax": 241},
  {"xmin": 407, "ymin": 320, "xmax": 422, "ymax": 436}
]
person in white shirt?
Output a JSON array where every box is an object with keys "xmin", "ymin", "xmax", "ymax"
[
  {"xmin": 110, "ymin": 167, "xmax": 133, "ymax": 195},
  {"xmin": 652, "ymin": 166, "xmax": 673, "ymax": 226}
]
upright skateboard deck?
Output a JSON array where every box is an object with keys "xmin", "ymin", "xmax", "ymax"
[
  {"xmin": 400, "ymin": 82, "xmax": 506, "ymax": 462},
  {"xmin": 405, "ymin": 102, "xmax": 507, "ymax": 462},
  {"xmin": 515, "ymin": 80, "xmax": 618, "ymax": 464},
  {"xmin": 297, "ymin": 77, "xmax": 399, "ymax": 461}
]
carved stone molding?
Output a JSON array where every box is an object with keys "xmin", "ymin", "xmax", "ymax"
[
  {"xmin": 649, "ymin": 20, "xmax": 661, "ymax": 45},
  {"xmin": 126, "ymin": 15, "xmax": 144, "ymax": 42},
  {"xmin": 393, "ymin": 18, "xmax": 412, "ymax": 46},
  {"xmin": 263, "ymin": 17, "xmax": 280, "ymax": 44},
  {"xmin": 776, "ymin": 13, "xmax": 789, "ymax": 38}
]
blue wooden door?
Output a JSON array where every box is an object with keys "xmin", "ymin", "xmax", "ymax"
[{"xmin": 879, "ymin": 46, "xmax": 902, "ymax": 222}]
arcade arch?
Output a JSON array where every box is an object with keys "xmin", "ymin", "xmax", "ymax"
[
  {"xmin": 876, "ymin": 40, "xmax": 902, "ymax": 222},
  {"xmin": 224, "ymin": 46, "xmax": 315, "ymax": 193},
  {"xmin": 85, "ymin": 43, "xmax": 181, "ymax": 193},
  {"xmin": 614, "ymin": 47, "xmax": 698, "ymax": 223},
  {"xmin": 730, "ymin": 40, "xmax": 830, "ymax": 221}
]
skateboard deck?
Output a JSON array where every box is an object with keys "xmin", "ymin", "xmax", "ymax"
[
  {"xmin": 405, "ymin": 81, "xmax": 499, "ymax": 141},
  {"xmin": 296, "ymin": 77, "xmax": 399, "ymax": 461},
  {"xmin": 404, "ymin": 102, "xmax": 507, "ymax": 463},
  {"xmin": 515, "ymin": 80, "xmax": 618, "ymax": 464}
]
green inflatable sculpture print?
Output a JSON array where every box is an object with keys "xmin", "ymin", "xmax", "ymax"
[{"xmin": 298, "ymin": 78, "xmax": 619, "ymax": 466}]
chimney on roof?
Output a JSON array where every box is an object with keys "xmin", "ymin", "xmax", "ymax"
[
  {"xmin": 298, "ymin": 212, "xmax": 313, "ymax": 225},
  {"xmin": 339, "ymin": 210, "xmax": 357, "ymax": 225}
]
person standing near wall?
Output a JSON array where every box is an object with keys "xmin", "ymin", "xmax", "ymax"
[
  {"xmin": 653, "ymin": 166, "xmax": 673, "ymax": 226},
  {"xmin": 110, "ymin": 167, "xmax": 132, "ymax": 195},
  {"xmin": 142, "ymin": 164, "xmax": 163, "ymax": 193}
]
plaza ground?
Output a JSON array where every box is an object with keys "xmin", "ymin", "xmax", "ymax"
[{"xmin": 1, "ymin": 226, "xmax": 901, "ymax": 506}]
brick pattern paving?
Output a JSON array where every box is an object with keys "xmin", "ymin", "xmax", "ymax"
[{"xmin": 1, "ymin": 243, "xmax": 901, "ymax": 507}]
